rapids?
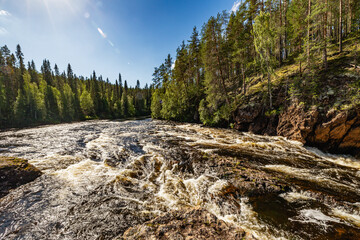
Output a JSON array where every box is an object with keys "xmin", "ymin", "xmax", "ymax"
[{"xmin": 0, "ymin": 119, "xmax": 359, "ymax": 239}]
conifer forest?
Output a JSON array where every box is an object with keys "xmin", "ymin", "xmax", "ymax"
[
  {"xmin": 151, "ymin": 0, "xmax": 360, "ymax": 127},
  {"xmin": 0, "ymin": 45, "xmax": 151, "ymax": 128}
]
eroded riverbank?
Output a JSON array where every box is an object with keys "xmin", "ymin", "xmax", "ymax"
[{"xmin": 0, "ymin": 119, "xmax": 359, "ymax": 239}]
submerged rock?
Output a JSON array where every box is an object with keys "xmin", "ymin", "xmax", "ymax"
[
  {"xmin": 0, "ymin": 156, "xmax": 42, "ymax": 198},
  {"xmin": 118, "ymin": 207, "xmax": 255, "ymax": 240}
]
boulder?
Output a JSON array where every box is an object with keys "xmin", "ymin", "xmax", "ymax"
[
  {"xmin": 0, "ymin": 156, "xmax": 42, "ymax": 198},
  {"xmin": 234, "ymin": 104, "xmax": 278, "ymax": 136}
]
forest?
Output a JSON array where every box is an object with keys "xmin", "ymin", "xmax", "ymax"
[
  {"xmin": 151, "ymin": 0, "xmax": 360, "ymax": 127},
  {"xmin": 0, "ymin": 45, "xmax": 152, "ymax": 128},
  {"xmin": 1, "ymin": 0, "xmax": 359, "ymax": 129}
]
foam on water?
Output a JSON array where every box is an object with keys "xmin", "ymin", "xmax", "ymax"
[
  {"xmin": 331, "ymin": 208, "xmax": 360, "ymax": 227},
  {"xmin": 280, "ymin": 191, "xmax": 315, "ymax": 203},
  {"xmin": 290, "ymin": 209, "xmax": 342, "ymax": 227},
  {"xmin": 1, "ymin": 119, "xmax": 359, "ymax": 240}
]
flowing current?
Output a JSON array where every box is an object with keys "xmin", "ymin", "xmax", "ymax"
[{"xmin": 0, "ymin": 119, "xmax": 360, "ymax": 239}]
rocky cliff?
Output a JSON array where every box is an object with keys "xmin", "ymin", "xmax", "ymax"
[{"xmin": 234, "ymin": 104, "xmax": 360, "ymax": 157}]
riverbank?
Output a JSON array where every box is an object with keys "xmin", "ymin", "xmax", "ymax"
[{"xmin": 0, "ymin": 116, "xmax": 151, "ymax": 132}]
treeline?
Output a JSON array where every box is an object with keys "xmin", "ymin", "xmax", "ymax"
[
  {"xmin": 0, "ymin": 45, "xmax": 151, "ymax": 128},
  {"xmin": 151, "ymin": 0, "xmax": 360, "ymax": 126}
]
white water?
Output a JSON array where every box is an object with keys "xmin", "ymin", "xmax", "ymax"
[{"xmin": 0, "ymin": 119, "xmax": 359, "ymax": 239}]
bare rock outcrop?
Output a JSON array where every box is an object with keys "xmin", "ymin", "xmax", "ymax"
[
  {"xmin": 234, "ymin": 102, "xmax": 360, "ymax": 156},
  {"xmin": 277, "ymin": 104, "xmax": 319, "ymax": 143},
  {"xmin": 234, "ymin": 104, "xmax": 278, "ymax": 136},
  {"xmin": 0, "ymin": 157, "xmax": 42, "ymax": 198},
  {"xmin": 277, "ymin": 105, "xmax": 360, "ymax": 155}
]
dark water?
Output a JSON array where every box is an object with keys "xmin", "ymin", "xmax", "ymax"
[{"xmin": 0, "ymin": 119, "xmax": 359, "ymax": 239}]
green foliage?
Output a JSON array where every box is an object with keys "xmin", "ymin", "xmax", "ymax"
[
  {"xmin": 0, "ymin": 45, "xmax": 151, "ymax": 128},
  {"xmin": 0, "ymin": 76, "xmax": 6, "ymax": 122},
  {"xmin": 150, "ymin": 88, "xmax": 163, "ymax": 119},
  {"xmin": 80, "ymin": 88, "xmax": 94, "ymax": 117},
  {"xmin": 150, "ymin": 0, "xmax": 358, "ymax": 128},
  {"xmin": 199, "ymin": 99, "xmax": 231, "ymax": 127}
]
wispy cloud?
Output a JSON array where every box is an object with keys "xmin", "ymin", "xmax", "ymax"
[
  {"xmin": 0, "ymin": 27, "xmax": 8, "ymax": 35},
  {"xmin": 231, "ymin": 1, "xmax": 241, "ymax": 13},
  {"xmin": 0, "ymin": 10, "xmax": 11, "ymax": 16},
  {"xmin": 97, "ymin": 27, "xmax": 107, "ymax": 38}
]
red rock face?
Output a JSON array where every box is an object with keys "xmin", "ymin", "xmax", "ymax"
[
  {"xmin": 234, "ymin": 104, "xmax": 278, "ymax": 136},
  {"xmin": 234, "ymin": 103, "xmax": 360, "ymax": 156},
  {"xmin": 340, "ymin": 127, "xmax": 360, "ymax": 149},
  {"xmin": 277, "ymin": 104, "xmax": 319, "ymax": 143}
]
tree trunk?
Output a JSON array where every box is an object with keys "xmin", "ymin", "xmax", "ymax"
[
  {"xmin": 299, "ymin": 41, "xmax": 302, "ymax": 75},
  {"xmin": 265, "ymin": 56, "xmax": 273, "ymax": 109},
  {"xmin": 267, "ymin": 72, "xmax": 272, "ymax": 109},
  {"xmin": 307, "ymin": 0, "xmax": 311, "ymax": 64},
  {"xmin": 241, "ymin": 64, "xmax": 246, "ymax": 95},
  {"xmin": 279, "ymin": 0, "xmax": 283, "ymax": 65},
  {"xmin": 323, "ymin": 0, "xmax": 328, "ymax": 70},
  {"xmin": 284, "ymin": 0, "xmax": 288, "ymax": 59},
  {"xmin": 348, "ymin": 0, "xmax": 352, "ymax": 33},
  {"xmin": 355, "ymin": 45, "xmax": 358, "ymax": 71},
  {"xmin": 211, "ymin": 25, "xmax": 231, "ymax": 106},
  {"xmin": 329, "ymin": 4, "xmax": 333, "ymax": 38},
  {"xmin": 346, "ymin": 0, "xmax": 352, "ymax": 33},
  {"xmin": 339, "ymin": 0, "xmax": 343, "ymax": 53}
]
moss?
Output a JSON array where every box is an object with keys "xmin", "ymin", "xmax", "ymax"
[{"xmin": 0, "ymin": 156, "xmax": 42, "ymax": 198}]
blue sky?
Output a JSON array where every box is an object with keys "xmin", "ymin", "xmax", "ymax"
[{"xmin": 0, "ymin": 0, "xmax": 240, "ymax": 87}]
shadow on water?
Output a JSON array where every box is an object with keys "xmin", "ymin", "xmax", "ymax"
[{"xmin": 250, "ymin": 194, "xmax": 360, "ymax": 240}]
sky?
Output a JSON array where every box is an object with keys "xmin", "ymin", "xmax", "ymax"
[{"xmin": 0, "ymin": 0, "xmax": 240, "ymax": 87}]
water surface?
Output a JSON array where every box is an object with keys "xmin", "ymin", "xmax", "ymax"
[{"xmin": 0, "ymin": 119, "xmax": 359, "ymax": 239}]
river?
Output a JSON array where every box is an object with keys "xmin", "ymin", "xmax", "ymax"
[{"xmin": 0, "ymin": 119, "xmax": 359, "ymax": 239}]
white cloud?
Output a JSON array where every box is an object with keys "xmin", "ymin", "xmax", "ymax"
[
  {"xmin": 0, "ymin": 10, "xmax": 11, "ymax": 16},
  {"xmin": 97, "ymin": 27, "xmax": 107, "ymax": 38},
  {"xmin": 231, "ymin": 1, "xmax": 241, "ymax": 13},
  {"xmin": 0, "ymin": 27, "xmax": 8, "ymax": 35}
]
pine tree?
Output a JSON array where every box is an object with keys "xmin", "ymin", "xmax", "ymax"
[
  {"xmin": 254, "ymin": 11, "xmax": 277, "ymax": 109},
  {"xmin": 15, "ymin": 44, "xmax": 25, "ymax": 74},
  {"xmin": 80, "ymin": 88, "xmax": 94, "ymax": 117},
  {"xmin": 121, "ymin": 80, "xmax": 129, "ymax": 117},
  {"xmin": 339, "ymin": 0, "xmax": 343, "ymax": 52}
]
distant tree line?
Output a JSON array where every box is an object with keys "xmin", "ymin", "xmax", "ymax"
[
  {"xmin": 151, "ymin": 0, "xmax": 360, "ymax": 126},
  {"xmin": 0, "ymin": 45, "xmax": 151, "ymax": 128}
]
